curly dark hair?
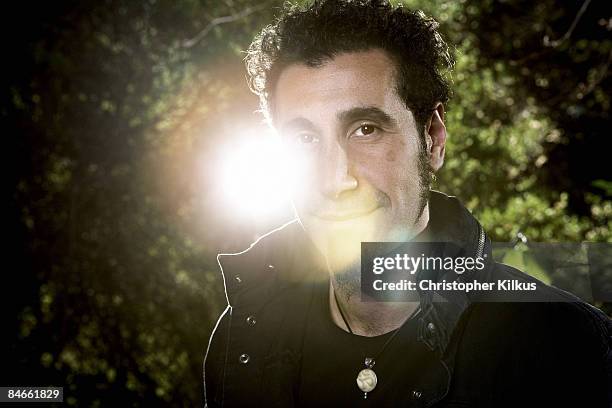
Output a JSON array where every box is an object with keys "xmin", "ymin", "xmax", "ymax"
[{"xmin": 245, "ymin": 0, "xmax": 455, "ymax": 132}]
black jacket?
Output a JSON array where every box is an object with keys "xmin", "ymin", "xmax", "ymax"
[{"xmin": 204, "ymin": 191, "xmax": 612, "ymax": 407}]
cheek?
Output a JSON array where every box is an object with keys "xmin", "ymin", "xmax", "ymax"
[
  {"xmin": 285, "ymin": 156, "xmax": 319, "ymax": 210},
  {"xmin": 353, "ymin": 140, "xmax": 421, "ymax": 196},
  {"xmin": 384, "ymin": 137, "xmax": 407, "ymax": 163}
]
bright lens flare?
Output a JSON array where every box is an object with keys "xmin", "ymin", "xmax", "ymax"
[{"xmin": 218, "ymin": 133, "xmax": 299, "ymax": 218}]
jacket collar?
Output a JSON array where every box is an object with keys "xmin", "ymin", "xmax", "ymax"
[{"xmin": 412, "ymin": 191, "xmax": 492, "ymax": 357}]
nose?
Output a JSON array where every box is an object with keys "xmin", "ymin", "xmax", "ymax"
[{"xmin": 319, "ymin": 141, "xmax": 358, "ymax": 199}]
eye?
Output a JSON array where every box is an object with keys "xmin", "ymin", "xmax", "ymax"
[
  {"xmin": 288, "ymin": 131, "xmax": 319, "ymax": 146},
  {"xmin": 352, "ymin": 123, "xmax": 380, "ymax": 138},
  {"xmin": 295, "ymin": 132, "xmax": 319, "ymax": 144}
]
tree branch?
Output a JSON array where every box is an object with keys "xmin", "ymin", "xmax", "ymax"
[
  {"xmin": 543, "ymin": 0, "xmax": 592, "ymax": 47},
  {"xmin": 182, "ymin": 5, "xmax": 266, "ymax": 48}
]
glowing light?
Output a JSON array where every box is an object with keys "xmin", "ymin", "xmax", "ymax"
[{"xmin": 217, "ymin": 131, "xmax": 295, "ymax": 218}]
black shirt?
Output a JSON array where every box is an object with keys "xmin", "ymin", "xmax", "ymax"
[{"xmin": 296, "ymin": 281, "xmax": 424, "ymax": 407}]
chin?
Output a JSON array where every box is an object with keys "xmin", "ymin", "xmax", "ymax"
[
  {"xmin": 302, "ymin": 210, "xmax": 395, "ymax": 269},
  {"xmin": 306, "ymin": 208, "xmax": 387, "ymax": 238}
]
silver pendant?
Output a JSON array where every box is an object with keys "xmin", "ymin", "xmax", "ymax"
[{"xmin": 356, "ymin": 358, "xmax": 377, "ymax": 399}]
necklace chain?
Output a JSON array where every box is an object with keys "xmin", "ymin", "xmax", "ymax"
[{"xmin": 331, "ymin": 283, "xmax": 419, "ymax": 364}]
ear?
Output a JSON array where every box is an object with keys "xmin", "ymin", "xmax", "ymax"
[{"xmin": 426, "ymin": 103, "xmax": 447, "ymax": 172}]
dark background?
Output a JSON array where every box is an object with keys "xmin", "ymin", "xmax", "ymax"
[{"xmin": 4, "ymin": 0, "xmax": 611, "ymax": 406}]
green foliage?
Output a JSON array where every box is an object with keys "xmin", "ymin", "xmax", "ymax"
[
  {"xmin": 403, "ymin": 0, "xmax": 611, "ymax": 243},
  {"xmin": 7, "ymin": 0, "xmax": 610, "ymax": 405},
  {"xmin": 8, "ymin": 0, "xmax": 280, "ymax": 405}
]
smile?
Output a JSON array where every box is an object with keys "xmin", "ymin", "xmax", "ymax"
[{"xmin": 313, "ymin": 207, "xmax": 380, "ymax": 221}]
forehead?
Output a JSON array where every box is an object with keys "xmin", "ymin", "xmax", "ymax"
[{"xmin": 273, "ymin": 49, "xmax": 400, "ymax": 123}]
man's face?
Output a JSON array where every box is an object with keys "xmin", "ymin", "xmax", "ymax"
[{"xmin": 274, "ymin": 49, "xmax": 430, "ymax": 269}]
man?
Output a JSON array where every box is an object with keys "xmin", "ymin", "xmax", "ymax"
[{"xmin": 204, "ymin": 1, "xmax": 611, "ymax": 406}]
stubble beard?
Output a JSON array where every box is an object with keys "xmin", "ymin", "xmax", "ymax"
[{"xmin": 332, "ymin": 135, "xmax": 432, "ymax": 302}]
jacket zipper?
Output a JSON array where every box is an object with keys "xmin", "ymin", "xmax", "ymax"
[{"xmin": 476, "ymin": 224, "xmax": 486, "ymax": 259}]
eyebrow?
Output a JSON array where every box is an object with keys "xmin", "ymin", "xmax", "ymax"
[
  {"xmin": 337, "ymin": 106, "xmax": 398, "ymax": 128},
  {"xmin": 279, "ymin": 106, "xmax": 398, "ymax": 134},
  {"xmin": 280, "ymin": 117, "xmax": 319, "ymax": 134}
]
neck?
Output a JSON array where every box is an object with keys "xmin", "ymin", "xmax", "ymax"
[
  {"xmin": 327, "ymin": 205, "xmax": 428, "ymax": 337},
  {"xmin": 329, "ymin": 279, "xmax": 419, "ymax": 337}
]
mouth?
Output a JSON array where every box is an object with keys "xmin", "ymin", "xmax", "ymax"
[{"xmin": 312, "ymin": 207, "xmax": 380, "ymax": 222}]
